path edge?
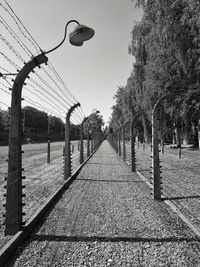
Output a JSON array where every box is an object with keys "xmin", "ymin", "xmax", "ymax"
[{"xmin": 0, "ymin": 144, "xmax": 101, "ymax": 265}]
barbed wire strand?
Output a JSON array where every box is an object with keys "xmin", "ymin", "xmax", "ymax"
[
  {"xmin": 26, "ymin": 81, "xmax": 70, "ymax": 112},
  {"xmin": 47, "ymin": 62, "xmax": 79, "ymax": 103},
  {"xmin": 0, "ymin": 101, "xmax": 10, "ymax": 108},
  {"xmin": 42, "ymin": 66, "xmax": 75, "ymax": 106},
  {"xmin": 28, "ymin": 77, "xmax": 71, "ymax": 110},
  {"xmin": 0, "ymin": 34, "xmax": 26, "ymax": 63},
  {"xmin": 23, "ymin": 86, "xmax": 67, "ymax": 115},
  {"xmin": 23, "ymin": 96, "xmax": 65, "ymax": 120},
  {"xmin": 34, "ymin": 72, "xmax": 72, "ymax": 108},
  {"xmin": 0, "ymin": 15, "xmax": 33, "ymax": 57},
  {"xmin": 2, "ymin": 1, "xmax": 42, "ymax": 53},
  {"xmin": 0, "ymin": 51, "xmax": 20, "ymax": 69}
]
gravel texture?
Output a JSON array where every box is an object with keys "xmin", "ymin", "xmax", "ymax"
[{"xmin": 4, "ymin": 141, "xmax": 200, "ymax": 266}]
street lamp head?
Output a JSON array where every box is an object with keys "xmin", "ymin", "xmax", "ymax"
[
  {"xmin": 69, "ymin": 24, "xmax": 95, "ymax": 46},
  {"xmin": 44, "ymin": 20, "xmax": 95, "ymax": 54}
]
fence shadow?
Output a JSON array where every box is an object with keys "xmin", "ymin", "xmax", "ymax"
[
  {"xmin": 32, "ymin": 234, "xmax": 200, "ymax": 243},
  {"xmin": 163, "ymin": 195, "xmax": 200, "ymax": 201},
  {"xmin": 76, "ymin": 178, "xmax": 145, "ymax": 183}
]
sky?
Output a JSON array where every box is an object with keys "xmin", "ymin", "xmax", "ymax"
[{"xmin": 1, "ymin": 0, "xmax": 142, "ymax": 125}]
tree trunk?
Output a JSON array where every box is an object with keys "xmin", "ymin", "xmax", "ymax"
[
  {"xmin": 175, "ymin": 127, "xmax": 181, "ymax": 148},
  {"xmin": 192, "ymin": 123, "xmax": 199, "ymax": 148}
]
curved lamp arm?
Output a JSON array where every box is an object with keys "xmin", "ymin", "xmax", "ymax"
[
  {"xmin": 44, "ymin": 20, "xmax": 80, "ymax": 55},
  {"xmin": 44, "ymin": 19, "xmax": 95, "ymax": 55}
]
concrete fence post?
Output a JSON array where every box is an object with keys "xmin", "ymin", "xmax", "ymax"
[
  {"xmin": 64, "ymin": 103, "xmax": 80, "ymax": 180},
  {"xmin": 151, "ymin": 96, "xmax": 168, "ymax": 201},
  {"xmin": 47, "ymin": 140, "xmax": 50, "ymax": 164},
  {"xmin": 80, "ymin": 117, "xmax": 88, "ymax": 164},
  {"xmin": 122, "ymin": 126, "xmax": 126, "ymax": 161},
  {"xmin": 131, "ymin": 120, "xmax": 136, "ymax": 172},
  {"xmin": 91, "ymin": 128, "xmax": 94, "ymax": 154},
  {"xmin": 5, "ymin": 54, "xmax": 48, "ymax": 235},
  {"xmin": 152, "ymin": 108, "xmax": 161, "ymax": 200},
  {"xmin": 118, "ymin": 128, "xmax": 121, "ymax": 156},
  {"xmin": 87, "ymin": 125, "xmax": 91, "ymax": 157}
]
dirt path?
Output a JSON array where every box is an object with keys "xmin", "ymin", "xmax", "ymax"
[{"xmin": 4, "ymin": 141, "xmax": 200, "ymax": 266}]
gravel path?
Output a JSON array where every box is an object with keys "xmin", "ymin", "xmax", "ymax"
[{"xmin": 4, "ymin": 141, "xmax": 200, "ymax": 266}]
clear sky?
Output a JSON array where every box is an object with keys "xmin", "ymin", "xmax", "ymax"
[{"xmin": 1, "ymin": 0, "xmax": 142, "ymax": 125}]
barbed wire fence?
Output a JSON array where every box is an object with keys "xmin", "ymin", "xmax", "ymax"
[{"xmin": 0, "ymin": 0, "xmax": 103, "ymax": 237}]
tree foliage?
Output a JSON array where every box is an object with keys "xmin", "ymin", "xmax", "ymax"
[
  {"xmin": 109, "ymin": 0, "xmax": 200, "ymax": 146},
  {"xmin": 22, "ymin": 106, "xmax": 64, "ymax": 134}
]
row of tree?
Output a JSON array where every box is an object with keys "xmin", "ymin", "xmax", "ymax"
[
  {"xmin": 0, "ymin": 105, "xmax": 104, "ymax": 144},
  {"xmin": 109, "ymin": 0, "xmax": 200, "ymax": 147},
  {"xmin": 0, "ymin": 106, "xmax": 65, "ymax": 134}
]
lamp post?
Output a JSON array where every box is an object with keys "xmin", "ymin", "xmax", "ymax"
[{"xmin": 5, "ymin": 20, "xmax": 95, "ymax": 235}]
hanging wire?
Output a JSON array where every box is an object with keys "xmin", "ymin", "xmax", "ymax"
[
  {"xmin": 0, "ymin": 1, "xmax": 89, "ymax": 129},
  {"xmin": 33, "ymin": 72, "xmax": 72, "ymax": 108},
  {"xmin": 27, "ymin": 79, "xmax": 69, "ymax": 110},
  {"xmin": 0, "ymin": 101, "xmax": 9, "ymax": 108},
  {"xmin": 28, "ymin": 76, "xmax": 71, "ymax": 110},
  {"xmin": 2, "ymin": 1, "xmax": 42, "ymax": 53},
  {"xmin": 23, "ymin": 85, "xmax": 67, "ymax": 115},
  {"xmin": 42, "ymin": 65, "xmax": 76, "ymax": 106},
  {"xmin": 1, "ymin": 76, "xmax": 13, "ymax": 87},
  {"xmin": 47, "ymin": 62, "xmax": 79, "ymax": 103},
  {"xmin": 73, "ymin": 110, "xmax": 83, "ymax": 122},
  {"xmin": 0, "ymin": 15, "xmax": 33, "ymax": 57},
  {"xmin": 0, "ymin": 2, "xmax": 83, "ymax": 115},
  {"xmin": 0, "ymin": 80, "xmax": 10, "ymax": 89},
  {"xmin": 77, "ymin": 107, "xmax": 86, "ymax": 120},
  {"xmin": 0, "ymin": 86, "xmax": 11, "ymax": 95},
  {"xmin": 0, "ymin": 51, "xmax": 20, "ymax": 69},
  {"xmin": 0, "ymin": 34, "xmax": 26, "ymax": 63},
  {"xmin": 79, "ymin": 106, "xmax": 86, "ymax": 118},
  {"xmin": 0, "ymin": 65, "xmax": 10, "ymax": 73},
  {"xmin": 23, "ymin": 96, "xmax": 65, "ymax": 120}
]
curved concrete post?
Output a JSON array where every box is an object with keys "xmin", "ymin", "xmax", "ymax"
[
  {"xmin": 151, "ymin": 95, "xmax": 167, "ymax": 201},
  {"xmin": 80, "ymin": 117, "xmax": 88, "ymax": 164},
  {"xmin": 5, "ymin": 54, "xmax": 48, "ymax": 235},
  {"xmin": 64, "ymin": 103, "xmax": 80, "ymax": 180},
  {"xmin": 118, "ymin": 128, "xmax": 121, "ymax": 156},
  {"xmin": 130, "ymin": 120, "xmax": 136, "ymax": 172},
  {"xmin": 122, "ymin": 126, "xmax": 126, "ymax": 161}
]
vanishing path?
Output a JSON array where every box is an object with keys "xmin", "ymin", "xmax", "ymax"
[{"xmin": 5, "ymin": 141, "xmax": 200, "ymax": 266}]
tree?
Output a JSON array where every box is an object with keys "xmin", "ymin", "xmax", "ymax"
[
  {"xmin": 49, "ymin": 116, "xmax": 64, "ymax": 134},
  {"xmin": 129, "ymin": 0, "xmax": 200, "ymax": 146}
]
